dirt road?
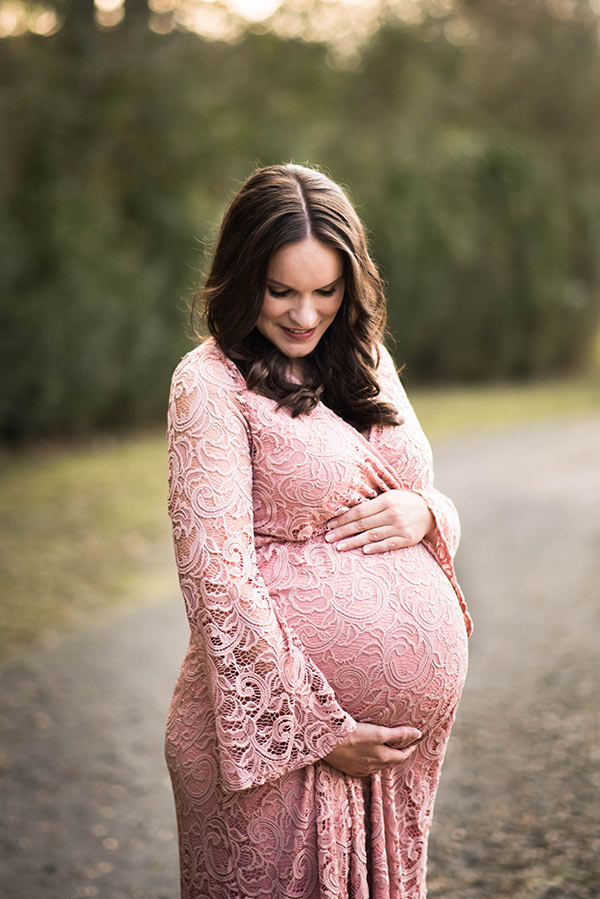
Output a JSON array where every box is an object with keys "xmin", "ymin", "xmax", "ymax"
[
  {"xmin": 1, "ymin": 417, "xmax": 599, "ymax": 899},
  {"xmin": 428, "ymin": 417, "xmax": 600, "ymax": 899}
]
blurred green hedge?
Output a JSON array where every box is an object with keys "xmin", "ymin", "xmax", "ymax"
[
  {"xmin": 1, "ymin": 3, "xmax": 599, "ymax": 440},
  {"xmin": 372, "ymin": 138, "xmax": 589, "ymax": 381}
]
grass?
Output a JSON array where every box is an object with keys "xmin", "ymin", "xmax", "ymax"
[
  {"xmin": 0, "ymin": 431, "xmax": 179, "ymax": 661},
  {"xmin": 0, "ymin": 375, "xmax": 598, "ymax": 660},
  {"xmin": 410, "ymin": 375, "xmax": 600, "ymax": 441}
]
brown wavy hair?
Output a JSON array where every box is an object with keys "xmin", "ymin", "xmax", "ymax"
[{"xmin": 192, "ymin": 163, "xmax": 401, "ymax": 432}]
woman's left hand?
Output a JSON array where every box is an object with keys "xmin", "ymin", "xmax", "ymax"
[{"xmin": 325, "ymin": 490, "xmax": 435, "ymax": 554}]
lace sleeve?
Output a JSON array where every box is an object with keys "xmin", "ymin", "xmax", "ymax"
[
  {"xmin": 375, "ymin": 344, "xmax": 461, "ymax": 561},
  {"xmin": 166, "ymin": 349, "xmax": 356, "ymax": 792}
]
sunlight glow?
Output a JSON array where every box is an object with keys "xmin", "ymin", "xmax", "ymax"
[
  {"xmin": 11, "ymin": 0, "xmax": 590, "ymax": 48},
  {"xmin": 395, "ymin": 0, "xmax": 424, "ymax": 24},
  {"xmin": 0, "ymin": 0, "xmax": 430, "ymax": 43},
  {"xmin": 174, "ymin": 2, "xmax": 244, "ymax": 40},
  {"xmin": 0, "ymin": 0, "xmax": 27, "ymax": 36},
  {"xmin": 148, "ymin": 0, "xmax": 177, "ymax": 30},
  {"xmin": 228, "ymin": 0, "xmax": 280, "ymax": 21},
  {"xmin": 259, "ymin": 0, "xmax": 388, "ymax": 61},
  {"xmin": 94, "ymin": 0, "xmax": 125, "ymax": 28},
  {"xmin": 95, "ymin": 0, "xmax": 125, "ymax": 11},
  {"xmin": 29, "ymin": 8, "xmax": 59, "ymax": 34},
  {"xmin": 1, "ymin": 0, "xmax": 598, "ymax": 44},
  {"xmin": 0, "ymin": 0, "xmax": 60, "ymax": 37},
  {"xmin": 443, "ymin": 17, "xmax": 474, "ymax": 44},
  {"xmin": 149, "ymin": 0, "xmax": 179, "ymax": 11}
]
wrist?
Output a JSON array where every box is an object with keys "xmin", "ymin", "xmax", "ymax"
[
  {"xmin": 412, "ymin": 491, "xmax": 436, "ymax": 542},
  {"xmin": 425, "ymin": 518, "xmax": 437, "ymax": 542}
]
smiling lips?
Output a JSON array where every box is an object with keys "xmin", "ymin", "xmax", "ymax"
[{"xmin": 279, "ymin": 326, "xmax": 317, "ymax": 341}]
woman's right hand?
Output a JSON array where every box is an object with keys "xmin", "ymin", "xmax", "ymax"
[{"xmin": 323, "ymin": 722, "xmax": 422, "ymax": 777}]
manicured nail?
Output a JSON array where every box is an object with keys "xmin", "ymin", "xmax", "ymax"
[
  {"xmin": 324, "ymin": 532, "xmax": 333, "ymax": 542},
  {"xmin": 328, "ymin": 519, "xmax": 337, "ymax": 529},
  {"xmin": 336, "ymin": 542, "xmax": 346, "ymax": 551},
  {"xmin": 363, "ymin": 545, "xmax": 372, "ymax": 553}
]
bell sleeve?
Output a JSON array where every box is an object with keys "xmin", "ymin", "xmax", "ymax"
[{"xmin": 166, "ymin": 349, "xmax": 356, "ymax": 792}]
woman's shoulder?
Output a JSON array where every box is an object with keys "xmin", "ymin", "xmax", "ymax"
[
  {"xmin": 373, "ymin": 341, "xmax": 401, "ymax": 381},
  {"xmin": 373, "ymin": 341, "xmax": 410, "ymax": 406},
  {"xmin": 374, "ymin": 341, "xmax": 398, "ymax": 371},
  {"xmin": 170, "ymin": 338, "xmax": 246, "ymax": 394}
]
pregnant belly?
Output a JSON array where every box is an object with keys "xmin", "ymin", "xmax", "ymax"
[{"xmin": 258, "ymin": 538, "xmax": 469, "ymax": 733}]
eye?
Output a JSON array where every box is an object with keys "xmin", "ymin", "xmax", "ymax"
[
  {"xmin": 317, "ymin": 287, "xmax": 337, "ymax": 297},
  {"xmin": 267, "ymin": 286, "xmax": 290, "ymax": 298}
]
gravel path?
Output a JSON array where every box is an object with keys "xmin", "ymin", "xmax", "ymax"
[
  {"xmin": 427, "ymin": 417, "xmax": 600, "ymax": 899},
  {"xmin": 1, "ymin": 417, "xmax": 599, "ymax": 899}
]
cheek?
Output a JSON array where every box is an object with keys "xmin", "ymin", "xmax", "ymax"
[{"xmin": 257, "ymin": 296, "xmax": 278, "ymax": 328}]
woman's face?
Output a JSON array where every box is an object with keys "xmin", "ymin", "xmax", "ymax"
[{"xmin": 256, "ymin": 236, "xmax": 344, "ymax": 371}]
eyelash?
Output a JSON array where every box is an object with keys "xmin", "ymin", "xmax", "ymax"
[{"xmin": 267, "ymin": 286, "xmax": 338, "ymax": 298}]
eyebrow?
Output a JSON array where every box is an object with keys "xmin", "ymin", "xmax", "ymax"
[{"xmin": 267, "ymin": 275, "xmax": 343, "ymax": 291}]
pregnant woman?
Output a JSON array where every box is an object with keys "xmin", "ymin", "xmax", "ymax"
[{"xmin": 165, "ymin": 163, "xmax": 472, "ymax": 899}]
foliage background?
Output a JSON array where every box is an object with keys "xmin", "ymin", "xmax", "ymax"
[{"xmin": 2, "ymin": 0, "xmax": 600, "ymax": 441}]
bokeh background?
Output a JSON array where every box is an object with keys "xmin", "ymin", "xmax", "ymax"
[
  {"xmin": 3, "ymin": 0, "xmax": 600, "ymax": 443},
  {"xmin": 1, "ymin": 2, "xmax": 600, "ymax": 898}
]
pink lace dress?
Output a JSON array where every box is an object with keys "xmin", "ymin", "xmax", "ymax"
[{"xmin": 165, "ymin": 339, "xmax": 472, "ymax": 899}]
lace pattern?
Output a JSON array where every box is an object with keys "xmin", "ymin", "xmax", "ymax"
[
  {"xmin": 165, "ymin": 339, "xmax": 471, "ymax": 898},
  {"xmin": 167, "ymin": 351, "xmax": 356, "ymax": 792}
]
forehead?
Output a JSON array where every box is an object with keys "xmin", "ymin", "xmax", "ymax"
[{"xmin": 267, "ymin": 237, "xmax": 343, "ymax": 287}]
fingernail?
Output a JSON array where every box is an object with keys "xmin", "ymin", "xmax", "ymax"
[
  {"xmin": 328, "ymin": 519, "xmax": 337, "ymax": 529},
  {"xmin": 324, "ymin": 533, "xmax": 333, "ymax": 542},
  {"xmin": 336, "ymin": 542, "xmax": 346, "ymax": 551}
]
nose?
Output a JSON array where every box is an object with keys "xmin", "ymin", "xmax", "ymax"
[{"xmin": 288, "ymin": 295, "xmax": 318, "ymax": 329}]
